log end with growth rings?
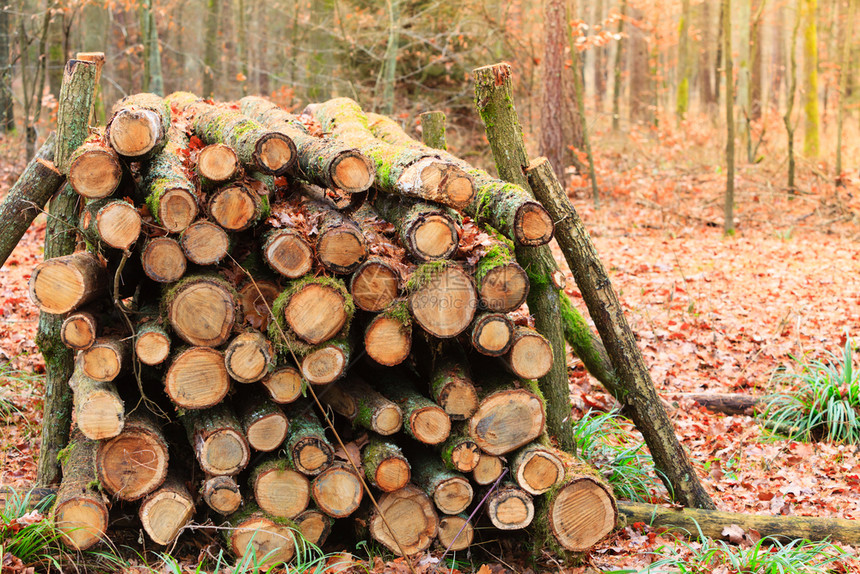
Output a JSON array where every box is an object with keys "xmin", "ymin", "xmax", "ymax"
[
  {"xmin": 331, "ymin": 151, "xmax": 375, "ymax": 193},
  {"xmin": 350, "ymin": 259, "xmax": 400, "ymax": 312},
  {"xmin": 181, "ymin": 220, "xmax": 230, "ymax": 265},
  {"xmin": 409, "ymin": 264, "xmax": 477, "ymax": 339},
  {"xmin": 107, "ymin": 109, "xmax": 164, "ymax": 158},
  {"xmin": 68, "ymin": 149, "xmax": 123, "ymax": 199},
  {"xmin": 548, "ymin": 477, "xmax": 617, "ymax": 551},
  {"xmin": 198, "ymin": 143, "xmax": 240, "ymax": 183},
  {"xmin": 142, "ymin": 237, "xmax": 187, "ymax": 283},
  {"xmin": 370, "ymin": 484, "xmax": 438, "ymax": 556},
  {"xmin": 164, "ymin": 347, "xmax": 230, "ymax": 409},
  {"xmin": 253, "ymin": 133, "xmax": 297, "ymax": 175},
  {"xmin": 515, "ymin": 201, "xmax": 555, "ymax": 246},
  {"xmin": 156, "ymin": 188, "xmax": 198, "ymax": 233},
  {"xmin": 264, "ymin": 229, "xmax": 314, "ymax": 279}
]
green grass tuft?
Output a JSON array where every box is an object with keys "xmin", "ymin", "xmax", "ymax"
[
  {"xmin": 571, "ymin": 409, "xmax": 666, "ymax": 502},
  {"xmin": 760, "ymin": 337, "xmax": 860, "ymax": 443}
]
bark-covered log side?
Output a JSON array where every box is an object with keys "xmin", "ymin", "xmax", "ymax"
[
  {"xmin": 472, "ymin": 63, "xmax": 573, "ymax": 453},
  {"xmin": 366, "ymin": 112, "xmax": 553, "ymax": 246},
  {"xmin": 427, "ymin": 356, "xmax": 479, "ymax": 421},
  {"xmin": 379, "ymin": 373, "xmax": 451, "ymax": 445},
  {"xmin": 559, "ymin": 294, "xmax": 619, "ymax": 394},
  {"xmin": 70, "ymin": 363, "xmax": 124, "ymax": 440},
  {"xmin": 320, "ymin": 377, "xmax": 403, "ymax": 435},
  {"xmin": 526, "ymin": 155, "xmax": 715, "ymax": 510},
  {"xmin": 35, "ymin": 183, "xmax": 80, "ymax": 487},
  {"xmin": 143, "ymin": 127, "xmax": 198, "ymax": 233},
  {"xmin": 419, "ymin": 111, "xmax": 447, "ymax": 150},
  {"xmin": 240, "ymin": 96, "xmax": 375, "ymax": 193},
  {"xmin": 411, "ymin": 451, "xmax": 473, "ymax": 516},
  {"xmin": 55, "ymin": 60, "xmax": 97, "ymax": 172},
  {"xmin": 309, "ymin": 97, "xmax": 474, "ymax": 210},
  {"xmin": 0, "ymin": 133, "xmax": 64, "ymax": 269},
  {"xmin": 283, "ymin": 403, "xmax": 334, "ymax": 476}
]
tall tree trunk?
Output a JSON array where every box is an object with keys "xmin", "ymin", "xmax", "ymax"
[
  {"xmin": 379, "ymin": 0, "xmax": 401, "ymax": 114},
  {"xmin": 202, "ymin": 0, "xmax": 220, "ymax": 98},
  {"xmin": 735, "ymin": 0, "xmax": 751, "ymax": 146},
  {"xmin": 749, "ymin": 0, "xmax": 765, "ymax": 120},
  {"xmin": 714, "ymin": 0, "xmax": 724, "ymax": 110},
  {"xmin": 237, "ymin": 0, "xmax": 249, "ymax": 95},
  {"xmin": 802, "ymin": 0, "xmax": 820, "ymax": 156},
  {"xmin": 565, "ymin": 0, "xmax": 584, "ymax": 153},
  {"xmin": 0, "ymin": 4, "xmax": 13, "ymax": 133},
  {"xmin": 541, "ymin": 0, "xmax": 567, "ymax": 183},
  {"xmin": 784, "ymin": 1, "xmax": 801, "ymax": 190},
  {"xmin": 770, "ymin": 1, "xmax": 786, "ymax": 110},
  {"xmin": 256, "ymin": 0, "xmax": 269, "ymax": 95},
  {"xmin": 47, "ymin": 7, "xmax": 63, "ymax": 97},
  {"xmin": 723, "ymin": 0, "xmax": 735, "ymax": 234},
  {"xmin": 146, "ymin": 0, "xmax": 163, "ymax": 95},
  {"xmin": 676, "ymin": 0, "xmax": 691, "ymax": 119},
  {"xmin": 835, "ymin": 0, "xmax": 857, "ymax": 181},
  {"xmin": 698, "ymin": 0, "xmax": 715, "ymax": 113},
  {"xmin": 19, "ymin": 1, "xmax": 52, "ymax": 160},
  {"xmin": 592, "ymin": 0, "xmax": 606, "ymax": 111},
  {"xmin": 628, "ymin": 7, "xmax": 652, "ymax": 124},
  {"xmin": 611, "ymin": 0, "xmax": 627, "ymax": 130}
]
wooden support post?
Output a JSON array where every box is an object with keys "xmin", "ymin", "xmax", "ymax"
[
  {"xmin": 526, "ymin": 155, "xmax": 715, "ymax": 510},
  {"xmin": 419, "ymin": 111, "xmax": 447, "ymax": 150},
  {"xmin": 471, "ymin": 63, "xmax": 573, "ymax": 452}
]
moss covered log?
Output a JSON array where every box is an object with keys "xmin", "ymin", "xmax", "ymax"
[
  {"xmin": 283, "ymin": 403, "xmax": 334, "ymax": 476},
  {"xmin": 439, "ymin": 424, "xmax": 481, "ymax": 473},
  {"xmin": 53, "ymin": 431, "xmax": 110, "ymax": 550},
  {"xmin": 240, "ymin": 96, "xmax": 375, "ymax": 193},
  {"xmin": 362, "ymin": 437, "xmax": 410, "ymax": 492},
  {"xmin": 412, "ymin": 450, "xmax": 473, "ymax": 515},
  {"xmin": 526, "ymin": 155, "xmax": 715, "ymax": 510},
  {"xmin": 308, "ymin": 97, "xmax": 475, "ymax": 210},
  {"xmin": 378, "ymin": 372, "xmax": 451, "ymax": 445},
  {"xmin": 474, "ymin": 238, "xmax": 529, "ymax": 313},
  {"xmin": 472, "ymin": 63, "xmax": 573, "ymax": 453},
  {"xmin": 427, "ymin": 355, "xmax": 479, "ymax": 421},
  {"xmin": 143, "ymin": 127, "xmax": 198, "ymax": 233},
  {"xmin": 319, "ymin": 377, "xmax": 403, "ymax": 435},
  {"xmin": 0, "ymin": 133, "xmax": 64, "ymax": 269},
  {"xmin": 373, "ymin": 194, "xmax": 460, "ymax": 262}
]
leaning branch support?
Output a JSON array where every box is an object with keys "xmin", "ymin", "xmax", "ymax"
[
  {"xmin": 618, "ymin": 501, "xmax": 860, "ymax": 544},
  {"xmin": 35, "ymin": 58, "xmax": 98, "ymax": 487},
  {"xmin": 526, "ymin": 155, "xmax": 715, "ymax": 510}
]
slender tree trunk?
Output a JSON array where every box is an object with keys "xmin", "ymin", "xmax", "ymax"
[
  {"xmin": 802, "ymin": 0, "xmax": 820, "ymax": 156},
  {"xmin": 256, "ymin": 0, "xmax": 269, "ymax": 94},
  {"xmin": 202, "ymin": 0, "xmax": 220, "ymax": 98},
  {"xmin": 723, "ymin": 0, "xmax": 735, "ymax": 234},
  {"xmin": 714, "ymin": 0, "xmax": 724, "ymax": 109},
  {"xmin": 835, "ymin": 0, "xmax": 857, "ymax": 181},
  {"xmin": 541, "ymin": 0, "xmax": 567, "ymax": 183},
  {"xmin": 736, "ymin": 0, "xmax": 751, "ymax": 149},
  {"xmin": 676, "ymin": 0, "xmax": 691, "ymax": 119},
  {"xmin": 749, "ymin": 0, "xmax": 765, "ymax": 120},
  {"xmin": 47, "ymin": 7, "xmax": 63, "ymax": 97},
  {"xmin": 611, "ymin": 0, "xmax": 627, "ymax": 130},
  {"xmin": 379, "ymin": 0, "xmax": 401, "ymax": 114},
  {"xmin": 138, "ymin": 0, "xmax": 163, "ymax": 96},
  {"xmin": 698, "ymin": 0, "xmax": 715, "ymax": 113},
  {"xmin": 770, "ymin": 2, "xmax": 786, "ymax": 110},
  {"xmin": 237, "ymin": 0, "xmax": 249, "ymax": 95},
  {"xmin": 566, "ymin": 8, "xmax": 600, "ymax": 206},
  {"xmin": 628, "ymin": 7, "xmax": 652, "ymax": 124},
  {"xmin": 0, "ymin": 4, "xmax": 13, "ymax": 133},
  {"xmin": 592, "ymin": 0, "xmax": 606, "ymax": 111},
  {"xmin": 784, "ymin": 0, "xmax": 801, "ymax": 191}
]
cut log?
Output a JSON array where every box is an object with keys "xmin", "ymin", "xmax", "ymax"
[
  {"xmin": 67, "ymin": 130, "xmax": 124, "ymax": 199},
  {"xmin": 364, "ymin": 301, "xmax": 412, "ymax": 367},
  {"xmin": 366, "ymin": 112, "xmax": 553, "ymax": 246},
  {"xmin": 237, "ymin": 279, "xmax": 280, "ymax": 332},
  {"xmin": 369, "ymin": 484, "xmax": 438, "ymax": 556},
  {"xmin": 309, "ymin": 98, "xmax": 475, "ymax": 210},
  {"xmin": 164, "ymin": 347, "xmax": 230, "ymax": 409},
  {"xmin": 251, "ymin": 457, "xmax": 311, "ymax": 519},
  {"xmin": 511, "ymin": 443, "xmax": 565, "ymax": 495},
  {"xmin": 96, "ymin": 410, "xmax": 168, "ymax": 501},
  {"xmin": 373, "ymin": 195, "xmax": 460, "ymax": 262},
  {"xmin": 61, "ymin": 311, "xmax": 98, "ymax": 350},
  {"xmin": 55, "ymin": 59, "xmax": 98, "ymax": 173},
  {"xmin": 0, "ymin": 133, "xmax": 64, "ymax": 269},
  {"xmin": 419, "ymin": 111, "xmax": 448, "ymax": 151},
  {"xmin": 54, "ymin": 431, "xmax": 109, "ymax": 550},
  {"xmin": 503, "ymin": 326, "xmax": 554, "ymax": 380},
  {"xmin": 139, "ymin": 473, "xmax": 195, "ymax": 545},
  {"xmin": 382, "ymin": 374, "xmax": 451, "ymax": 445},
  {"xmin": 106, "ymin": 92, "xmax": 170, "ymax": 159},
  {"xmin": 487, "ymin": 483, "xmax": 534, "ymax": 530},
  {"xmin": 319, "ymin": 377, "xmax": 403, "ymax": 436},
  {"xmin": 350, "ymin": 259, "xmax": 401, "ymax": 313},
  {"xmin": 236, "ymin": 392, "xmax": 288, "ymax": 452},
  {"xmin": 261, "ymin": 364, "xmax": 304, "ymax": 404},
  {"xmin": 304, "ymin": 200, "xmax": 367, "ymax": 273},
  {"xmin": 262, "ymin": 228, "xmax": 315, "ymax": 279},
  {"xmin": 180, "ymin": 220, "xmax": 229, "ymax": 265},
  {"xmin": 299, "ymin": 338, "xmax": 351, "ymax": 385},
  {"xmin": 207, "ymin": 180, "xmax": 269, "ymax": 232},
  {"xmin": 135, "ymin": 319, "xmax": 171, "ymax": 366},
  {"xmin": 468, "ymin": 376, "xmax": 546, "ymax": 455},
  {"xmin": 294, "ymin": 507, "xmax": 333, "ymax": 548},
  {"xmin": 408, "ymin": 262, "xmax": 477, "ymax": 339},
  {"xmin": 181, "ymin": 403, "xmax": 250, "ymax": 476},
  {"xmin": 270, "ymin": 276, "xmax": 353, "ymax": 346},
  {"xmin": 225, "ymin": 330, "xmax": 275, "ymax": 384},
  {"xmin": 412, "ymin": 452, "xmax": 473, "ymax": 515},
  {"xmin": 197, "ymin": 143, "xmax": 241, "ymax": 188},
  {"xmin": 283, "ymin": 405, "xmax": 334, "ymax": 476},
  {"xmin": 475, "ymin": 242, "xmax": 529, "ymax": 313},
  {"xmin": 143, "ymin": 127, "xmax": 198, "ymax": 233},
  {"xmin": 472, "ymin": 453, "xmax": 505, "ymax": 485},
  {"xmin": 201, "ymin": 475, "xmax": 242, "ymax": 515},
  {"xmin": 79, "ymin": 336, "xmax": 128, "ymax": 382},
  {"xmin": 164, "ymin": 275, "xmax": 238, "ymax": 348},
  {"xmin": 439, "ymin": 426, "xmax": 481, "ymax": 473},
  {"xmin": 437, "ymin": 514, "xmax": 474, "ymax": 552},
  {"xmin": 29, "ymin": 251, "xmax": 107, "ymax": 314},
  {"xmin": 240, "ymin": 96, "xmax": 375, "ymax": 193},
  {"xmin": 69, "ymin": 364, "xmax": 124, "ymax": 440},
  {"xmin": 536, "ymin": 455, "xmax": 617, "ymax": 552},
  {"xmin": 311, "ymin": 462, "xmax": 364, "ymax": 518},
  {"xmin": 225, "ymin": 504, "xmax": 296, "ymax": 566},
  {"xmin": 362, "ymin": 437, "xmax": 411, "ymax": 492},
  {"xmin": 168, "ymin": 92, "xmax": 297, "ymax": 175},
  {"xmin": 470, "ymin": 313, "xmax": 514, "ymax": 357},
  {"xmin": 428, "ymin": 357, "xmax": 479, "ymax": 421},
  {"xmin": 79, "ymin": 198, "xmax": 142, "ymax": 251},
  {"xmin": 141, "ymin": 237, "xmax": 187, "ymax": 283}
]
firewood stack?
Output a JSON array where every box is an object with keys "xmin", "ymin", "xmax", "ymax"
[{"xmin": 28, "ymin": 92, "xmax": 617, "ymax": 561}]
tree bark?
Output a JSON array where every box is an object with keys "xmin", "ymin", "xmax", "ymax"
[
  {"xmin": 419, "ymin": 111, "xmax": 447, "ymax": 150},
  {"xmin": 53, "ymin": 431, "xmax": 109, "ymax": 550},
  {"xmin": 472, "ymin": 63, "xmax": 574, "ymax": 452},
  {"xmin": 541, "ymin": 0, "xmax": 568, "ymax": 183},
  {"xmin": 526, "ymin": 156, "xmax": 715, "ymax": 510},
  {"xmin": 612, "ymin": 0, "xmax": 627, "ymax": 130},
  {"xmin": 202, "ymin": 0, "xmax": 219, "ymax": 98},
  {"xmin": 784, "ymin": 4, "xmax": 801, "ymax": 191},
  {"xmin": 0, "ymin": 5, "xmax": 13, "ymax": 133},
  {"xmin": 723, "ymin": 0, "xmax": 735, "ymax": 234},
  {"xmin": 802, "ymin": 0, "xmax": 820, "ymax": 157},
  {"xmin": 835, "ymin": 0, "xmax": 856, "ymax": 180}
]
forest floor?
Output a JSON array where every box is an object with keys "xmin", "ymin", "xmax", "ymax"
[{"xmin": 1, "ymin": 119, "xmax": 860, "ymax": 572}]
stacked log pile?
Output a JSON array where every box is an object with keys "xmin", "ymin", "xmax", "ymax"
[{"xmin": 27, "ymin": 91, "xmax": 617, "ymax": 562}]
